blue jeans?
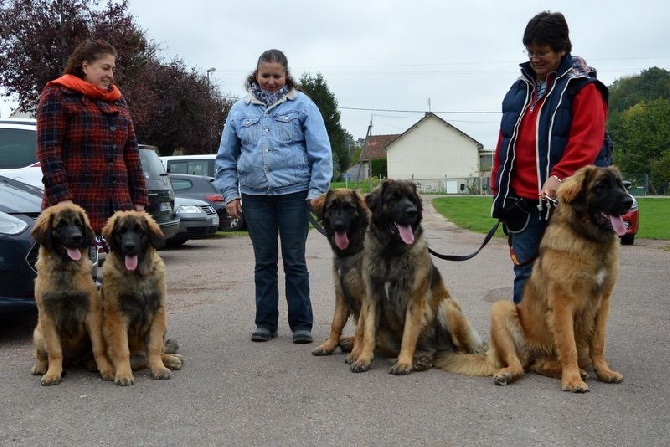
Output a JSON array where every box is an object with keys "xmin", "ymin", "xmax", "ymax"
[
  {"xmin": 507, "ymin": 205, "xmax": 547, "ymax": 304},
  {"xmin": 242, "ymin": 191, "xmax": 312, "ymax": 333}
]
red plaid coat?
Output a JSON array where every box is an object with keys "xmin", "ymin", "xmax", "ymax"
[{"xmin": 36, "ymin": 85, "xmax": 148, "ymax": 233}]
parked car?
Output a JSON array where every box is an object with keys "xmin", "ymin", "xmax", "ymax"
[
  {"xmin": 0, "ymin": 122, "xmax": 181, "ymax": 246},
  {"xmin": 161, "ymin": 154, "xmax": 216, "ymax": 177},
  {"xmin": 621, "ymin": 181, "xmax": 639, "ymax": 245},
  {"xmin": 137, "ymin": 146, "xmax": 180, "ymax": 246},
  {"xmin": 165, "ymin": 196, "xmax": 219, "ymax": 248},
  {"xmin": 0, "ymin": 118, "xmax": 43, "ymax": 187},
  {"xmin": 169, "ymin": 172, "xmax": 246, "ymax": 231},
  {"xmin": 0, "ymin": 175, "xmax": 42, "ymax": 314}
]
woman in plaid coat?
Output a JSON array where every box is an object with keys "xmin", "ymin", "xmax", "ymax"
[{"xmin": 36, "ymin": 39, "xmax": 147, "ymax": 233}]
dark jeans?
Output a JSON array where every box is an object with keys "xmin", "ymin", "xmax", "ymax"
[
  {"xmin": 242, "ymin": 191, "xmax": 312, "ymax": 333},
  {"xmin": 507, "ymin": 205, "xmax": 547, "ymax": 304}
]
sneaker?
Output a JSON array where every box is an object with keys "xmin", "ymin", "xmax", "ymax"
[
  {"xmin": 251, "ymin": 327, "xmax": 277, "ymax": 342},
  {"xmin": 292, "ymin": 330, "xmax": 313, "ymax": 344}
]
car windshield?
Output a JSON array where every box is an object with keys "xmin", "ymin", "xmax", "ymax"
[
  {"xmin": 0, "ymin": 128, "xmax": 38, "ymax": 168},
  {"xmin": 139, "ymin": 149, "xmax": 167, "ymax": 177}
]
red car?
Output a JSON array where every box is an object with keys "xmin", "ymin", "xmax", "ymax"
[{"xmin": 620, "ymin": 181, "xmax": 639, "ymax": 245}]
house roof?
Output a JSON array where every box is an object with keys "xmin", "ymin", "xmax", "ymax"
[
  {"xmin": 361, "ymin": 134, "xmax": 400, "ymax": 160},
  {"xmin": 361, "ymin": 112, "xmax": 484, "ymax": 161},
  {"xmin": 397, "ymin": 112, "xmax": 484, "ymax": 150}
]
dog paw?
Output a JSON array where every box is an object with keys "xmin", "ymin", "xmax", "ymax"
[
  {"xmin": 40, "ymin": 374, "xmax": 62, "ymax": 386},
  {"xmin": 562, "ymin": 379, "xmax": 590, "ymax": 393},
  {"xmin": 493, "ymin": 372, "xmax": 513, "ymax": 386},
  {"xmin": 114, "ymin": 374, "xmax": 135, "ymax": 386},
  {"xmin": 164, "ymin": 354, "xmax": 184, "ymax": 370},
  {"xmin": 31, "ymin": 365, "xmax": 47, "ymax": 376},
  {"xmin": 152, "ymin": 367, "xmax": 171, "ymax": 380},
  {"xmin": 412, "ymin": 355, "xmax": 433, "ymax": 372},
  {"xmin": 338, "ymin": 337, "xmax": 354, "ymax": 353},
  {"xmin": 595, "ymin": 369, "xmax": 623, "ymax": 384},
  {"xmin": 350, "ymin": 361, "xmax": 371, "ymax": 373},
  {"xmin": 311, "ymin": 344, "xmax": 336, "ymax": 356},
  {"xmin": 389, "ymin": 362, "xmax": 413, "ymax": 375},
  {"xmin": 100, "ymin": 368, "xmax": 115, "ymax": 381}
]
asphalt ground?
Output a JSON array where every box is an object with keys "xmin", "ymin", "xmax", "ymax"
[{"xmin": 1, "ymin": 198, "xmax": 669, "ymax": 446}]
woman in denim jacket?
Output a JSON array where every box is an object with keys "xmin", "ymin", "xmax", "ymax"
[{"xmin": 215, "ymin": 49, "xmax": 333, "ymax": 344}]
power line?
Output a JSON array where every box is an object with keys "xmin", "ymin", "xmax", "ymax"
[{"xmin": 339, "ymin": 106, "xmax": 499, "ymax": 114}]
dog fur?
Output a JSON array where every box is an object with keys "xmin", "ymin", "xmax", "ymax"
[
  {"xmin": 101, "ymin": 210, "xmax": 183, "ymax": 386},
  {"xmin": 347, "ymin": 179, "xmax": 484, "ymax": 374},
  {"xmin": 30, "ymin": 203, "xmax": 113, "ymax": 385},
  {"xmin": 437, "ymin": 165, "xmax": 632, "ymax": 392},
  {"xmin": 310, "ymin": 189, "xmax": 369, "ymax": 356}
]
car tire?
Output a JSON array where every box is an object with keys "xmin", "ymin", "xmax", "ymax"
[
  {"xmin": 165, "ymin": 238, "xmax": 187, "ymax": 248},
  {"xmin": 221, "ymin": 213, "xmax": 246, "ymax": 231},
  {"xmin": 620, "ymin": 234, "xmax": 635, "ymax": 245}
]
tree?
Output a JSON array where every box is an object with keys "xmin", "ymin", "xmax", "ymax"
[
  {"xmin": 0, "ymin": 0, "xmax": 151, "ymax": 109},
  {"xmin": 0, "ymin": 0, "xmax": 231, "ymax": 154},
  {"xmin": 614, "ymin": 99, "xmax": 670, "ymax": 193},
  {"xmin": 607, "ymin": 67, "xmax": 670, "ymax": 192},
  {"xmin": 299, "ymin": 73, "xmax": 348, "ymax": 179}
]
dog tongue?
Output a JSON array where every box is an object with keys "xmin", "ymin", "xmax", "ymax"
[
  {"xmin": 397, "ymin": 224, "xmax": 414, "ymax": 245},
  {"xmin": 125, "ymin": 255, "xmax": 138, "ymax": 271},
  {"xmin": 609, "ymin": 215, "xmax": 627, "ymax": 237},
  {"xmin": 334, "ymin": 231, "xmax": 349, "ymax": 250},
  {"xmin": 67, "ymin": 248, "xmax": 81, "ymax": 261}
]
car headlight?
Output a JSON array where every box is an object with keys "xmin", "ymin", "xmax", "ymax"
[
  {"xmin": 176, "ymin": 205, "xmax": 204, "ymax": 214},
  {"xmin": 0, "ymin": 211, "xmax": 29, "ymax": 235}
]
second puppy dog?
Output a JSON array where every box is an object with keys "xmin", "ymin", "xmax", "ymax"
[
  {"xmin": 101, "ymin": 210, "xmax": 183, "ymax": 386},
  {"xmin": 349, "ymin": 179, "xmax": 484, "ymax": 374}
]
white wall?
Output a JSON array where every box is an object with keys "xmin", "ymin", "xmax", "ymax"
[{"xmin": 386, "ymin": 115, "xmax": 480, "ymax": 180}]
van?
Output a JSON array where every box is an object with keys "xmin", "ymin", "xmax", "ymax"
[{"xmin": 161, "ymin": 154, "xmax": 216, "ymax": 178}]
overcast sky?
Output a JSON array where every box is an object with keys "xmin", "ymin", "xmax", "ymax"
[{"xmin": 2, "ymin": 1, "xmax": 669, "ymax": 150}]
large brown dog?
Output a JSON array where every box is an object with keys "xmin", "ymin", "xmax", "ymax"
[
  {"xmin": 31, "ymin": 203, "xmax": 113, "ymax": 385},
  {"xmin": 101, "ymin": 210, "xmax": 183, "ymax": 386},
  {"xmin": 438, "ymin": 165, "xmax": 632, "ymax": 392},
  {"xmin": 310, "ymin": 189, "xmax": 369, "ymax": 356},
  {"xmin": 348, "ymin": 179, "xmax": 484, "ymax": 374}
]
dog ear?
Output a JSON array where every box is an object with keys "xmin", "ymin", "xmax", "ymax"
[
  {"xmin": 310, "ymin": 191, "xmax": 328, "ymax": 221},
  {"xmin": 31, "ymin": 208, "xmax": 54, "ymax": 249},
  {"xmin": 78, "ymin": 209, "xmax": 96, "ymax": 247},
  {"xmin": 558, "ymin": 165, "xmax": 595, "ymax": 210},
  {"xmin": 143, "ymin": 212, "xmax": 165, "ymax": 248},
  {"xmin": 365, "ymin": 187, "xmax": 380, "ymax": 213},
  {"xmin": 101, "ymin": 212, "xmax": 122, "ymax": 253}
]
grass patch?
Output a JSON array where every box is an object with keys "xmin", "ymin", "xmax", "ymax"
[{"xmin": 432, "ymin": 196, "xmax": 670, "ymax": 241}]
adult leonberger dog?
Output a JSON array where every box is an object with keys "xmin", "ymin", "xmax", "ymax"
[
  {"xmin": 438, "ymin": 165, "xmax": 632, "ymax": 392},
  {"xmin": 310, "ymin": 189, "xmax": 369, "ymax": 356},
  {"xmin": 31, "ymin": 203, "xmax": 113, "ymax": 385},
  {"xmin": 101, "ymin": 210, "xmax": 183, "ymax": 386},
  {"xmin": 348, "ymin": 179, "xmax": 484, "ymax": 375}
]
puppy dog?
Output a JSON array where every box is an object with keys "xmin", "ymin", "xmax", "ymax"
[
  {"xmin": 438, "ymin": 165, "xmax": 632, "ymax": 392},
  {"xmin": 310, "ymin": 189, "xmax": 369, "ymax": 356},
  {"xmin": 101, "ymin": 210, "xmax": 183, "ymax": 386},
  {"xmin": 31, "ymin": 203, "xmax": 113, "ymax": 385},
  {"xmin": 348, "ymin": 179, "xmax": 484, "ymax": 374}
]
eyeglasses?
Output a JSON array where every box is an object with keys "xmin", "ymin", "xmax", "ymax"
[{"xmin": 525, "ymin": 49, "xmax": 555, "ymax": 58}]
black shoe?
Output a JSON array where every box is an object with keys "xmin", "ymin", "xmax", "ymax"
[
  {"xmin": 292, "ymin": 330, "xmax": 313, "ymax": 344},
  {"xmin": 251, "ymin": 327, "xmax": 277, "ymax": 342}
]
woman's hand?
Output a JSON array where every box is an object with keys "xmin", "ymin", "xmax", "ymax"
[
  {"xmin": 226, "ymin": 198, "xmax": 242, "ymax": 219},
  {"xmin": 540, "ymin": 175, "xmax": 562, "ymax": 201}
]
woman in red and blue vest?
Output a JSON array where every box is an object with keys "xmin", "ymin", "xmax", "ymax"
[{"xmin": 490, "ymin": 11, "xmax": 609, "ymax": 304}]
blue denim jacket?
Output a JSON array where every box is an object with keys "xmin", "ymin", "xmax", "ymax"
[{"xmin": 214, "ymin": 90, "xmax": 333, "ymax": 204}]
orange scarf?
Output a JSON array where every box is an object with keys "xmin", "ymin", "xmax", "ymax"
[{"xmin": 47, "ymin": 74, "xmax": 122, "ymax": 101}]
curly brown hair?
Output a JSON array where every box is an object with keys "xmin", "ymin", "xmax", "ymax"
[{"xmin": 63, "ymin": 39, "xmax": 118, "ymax": 79}]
